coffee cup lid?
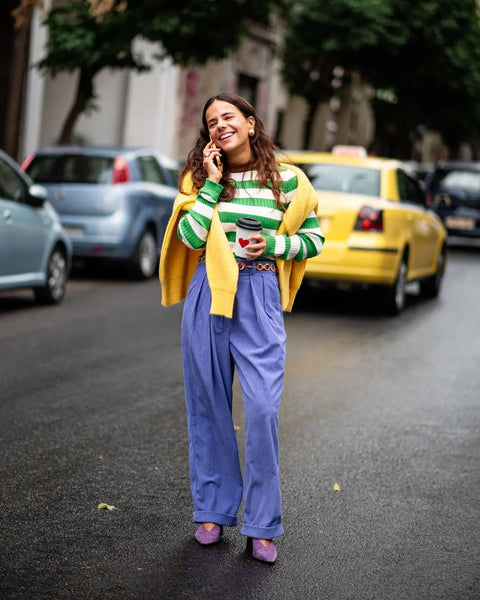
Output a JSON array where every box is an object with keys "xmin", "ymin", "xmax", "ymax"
[{"xmin": 236, "ymin": 217, "xmax": 262, "ymax": 231}]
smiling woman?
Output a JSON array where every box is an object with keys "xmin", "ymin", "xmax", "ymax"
[
  {"xmin": 159, "ymin": 93, "xmax": 324, "ymax": 564},
  {"xmin": 204, "ymin": 100, "xmax": 255, "ymax": 170}
]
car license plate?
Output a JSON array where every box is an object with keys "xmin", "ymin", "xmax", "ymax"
[
  {"xmin": 445, "ymin": 216, "xmax": 475, "ymax": 230},
  {"xmin": 63, "ymin": 225, "xmax": 83, "ymax": 237}
]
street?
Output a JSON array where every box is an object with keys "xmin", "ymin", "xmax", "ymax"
[{"xmin": 0, "ymin": 247, "xmax": 479, "ymax": 600}]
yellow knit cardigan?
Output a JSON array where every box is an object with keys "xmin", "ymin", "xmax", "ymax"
[{"xmin": 159, "ymin": 163, "xmax": 318, "ymax": 318}]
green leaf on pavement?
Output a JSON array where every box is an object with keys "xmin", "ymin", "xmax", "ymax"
[{"xmin": 97, "ymin": 502, "xmax": 118, "ymax": 511}]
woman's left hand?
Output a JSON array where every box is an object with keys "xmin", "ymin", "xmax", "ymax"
[{"xmin": 245, "ymin": 234, "xmax": 267, "ymax": 260}]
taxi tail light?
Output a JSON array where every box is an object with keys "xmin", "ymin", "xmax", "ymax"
[
  {"xmin": 354, "ymin": 206, "xmax": 383, "ymax": 232},
  {"xmin": 112, "ymin": 156, "xmax": 130, "ymax": 184}
]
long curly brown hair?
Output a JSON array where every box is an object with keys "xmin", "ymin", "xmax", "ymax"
[{"xmin": 180, "ymin": 93, "xmax": 283, "ymax": 206}]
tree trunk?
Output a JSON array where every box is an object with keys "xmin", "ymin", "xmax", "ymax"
[
  {"xmin": 57, "ymin": 66, "xmax": 97, "ymax": 145},
  {"xmin": 303, "ymin": 99, "xmax": 318, "ymax": 150},
  {"xmin": 3, "ymin": 23, "xmax": 30, "ymax": 160}
]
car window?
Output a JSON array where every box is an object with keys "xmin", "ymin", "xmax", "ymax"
[
  {"xmin": 27, "ymin": 155, "xmax": 114, "ymax": 184},
  {"xmin": 434, "ymin": 169, "xmax": 480, "ymax": 192},
  {"xmin": 298, "ymin": 163, "xmax": 380, "ymax": 196},
  {"xmin": 397, "ymin": 169, "xmax": 426, "ymax": 206},
  {"xmin": 0, "ymin": 158, "xmax": 28, "ymax": 202},
  {"xmin": 137, "ymin": 155, "xmax": 168, "ymax": 185}
]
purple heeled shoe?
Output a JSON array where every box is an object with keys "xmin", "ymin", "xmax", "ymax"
[
  {"xmin": 246, "ymin": 537, "xmax": 277, "ymax": 563},
  {"xmin": 194, "ymin": 523, "xmax": 223, "ymax": 545}
]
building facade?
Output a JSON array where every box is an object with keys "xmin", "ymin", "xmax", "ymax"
[{"xmin": 9, "ymin": 6, "xmax": 384, "ymax": 163}]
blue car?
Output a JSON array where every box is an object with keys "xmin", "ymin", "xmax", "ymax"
[
  {"xmin": 0, "ymin": 149, "xmax": 72, "ymax": 304},
  {"xmin": 23, "ymin": 147, "xmax": 179, "ymax": 278},
  {"xmin": 426, "ymin": 161, "xmax": 480, "ymax": 246}
]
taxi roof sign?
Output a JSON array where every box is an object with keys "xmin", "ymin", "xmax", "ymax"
[{"xmin": 331, "ymin": 145, "xmax": 367, "ymax": 158}]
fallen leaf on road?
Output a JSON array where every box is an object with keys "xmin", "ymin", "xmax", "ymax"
[
  {"xmin": 333, "ymin": 483, "xmax": 341, "ymax": 492},
  {"xmin": 97, "ymin": 502, "xmax": 118, "ymax": 511}
]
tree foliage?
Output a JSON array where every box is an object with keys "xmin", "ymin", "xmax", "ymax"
[
  {"xmin": 282, "ymin": 0, "xmax": 394, "ymax": 148},
  {"xmin": 27, "ymin": 0, "xmax": 274, "ymax": 143},
  {"xmin": 282, "ymin": 0, "xmax": 480, "ymax": 155}
]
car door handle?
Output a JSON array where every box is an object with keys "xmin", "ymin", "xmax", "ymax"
[{"xmin": 3, "ymin": 209, "xmax": 12, "ymax": 224}]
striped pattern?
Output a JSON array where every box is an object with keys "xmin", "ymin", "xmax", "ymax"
[{"xmin": 178, "ymin": 168, "xmax": 324, "ymax": 261}]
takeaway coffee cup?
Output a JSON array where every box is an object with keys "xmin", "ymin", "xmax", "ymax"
[{"xmin": 235, "ymin": 217, "xmax": 263, "ymax": 258}]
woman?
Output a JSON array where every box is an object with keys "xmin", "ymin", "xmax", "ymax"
[{"xmin": 160, "ymin": 93, "xmax": 324, "ymax": 563}]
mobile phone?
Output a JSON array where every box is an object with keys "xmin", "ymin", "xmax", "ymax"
[{"xmin": 210, "ymin": 139, "xmax": 223, "ymax": 169}]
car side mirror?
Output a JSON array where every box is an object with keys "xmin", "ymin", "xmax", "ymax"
[
  {"xmin": 28, "ymin": 184, "xmax": 48, "ymax": 207},
  {"xmin": 431, "ymin": 193, "xmax": 451, "ymax": 210}
]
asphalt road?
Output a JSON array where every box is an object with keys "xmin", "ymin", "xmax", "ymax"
[{"xmin": 1, "ymin": 248, "xmax": 479, "ymax": 600}]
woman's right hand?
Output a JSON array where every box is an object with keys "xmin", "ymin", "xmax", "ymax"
[{"xmin": 203, "ymin": 141, "xmax": 223, "ymax": 183}]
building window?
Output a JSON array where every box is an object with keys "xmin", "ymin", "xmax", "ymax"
[{"xmin": 237, "ymin": 74, "xmax": 259, "ymax": 106}]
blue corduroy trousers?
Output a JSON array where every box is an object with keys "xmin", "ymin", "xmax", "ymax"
[{"xmin": 181, "ymin": 261, "xmax": 286, "ymax": 539}]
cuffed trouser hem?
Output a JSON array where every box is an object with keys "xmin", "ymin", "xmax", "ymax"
[
  {"xmin": 240, "ymin": 523, "xmax": 284, "ymax": 539},
  {"xmin": 194, "ymin": 511, "xmax": 238, "ymax": 527}
]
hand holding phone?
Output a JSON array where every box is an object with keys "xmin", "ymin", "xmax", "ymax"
[
  {"xmin": 203, "ymin": 140, "xmax": 223, "ymax": 183},
  {"xmin": 211, "ymin": 143, "xmax": 223, "ymax": 170}
]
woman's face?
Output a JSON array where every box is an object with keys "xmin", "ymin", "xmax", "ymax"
[{"xmin": 205, "ymin": 100, "xmax": 255, "ymax": 157}]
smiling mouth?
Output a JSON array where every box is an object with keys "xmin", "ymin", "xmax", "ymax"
[{"xmin": 219, "ymin": 132, "xmax": 234, "ymax": 142}]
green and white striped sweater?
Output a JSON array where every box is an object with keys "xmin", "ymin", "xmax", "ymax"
[{"xmin": 177, "ymin": 168, "xmax": 325, "ymax": 262}]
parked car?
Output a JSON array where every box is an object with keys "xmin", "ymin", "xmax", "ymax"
[
  {"xmin": 0, "ymin": 149, "xmax": 71, "ymax": 304},
  {"xmin": 283, "ymin": 150, "xmax": 448, "ymax": 314},
  {"xmin": 424, "ymin": 160, "xmax": 480, "ymax": 246},
  {"xmin": 22, "ymin": 146, "xmax": 179, "ymax": 278}
]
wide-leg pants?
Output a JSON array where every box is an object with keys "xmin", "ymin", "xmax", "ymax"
[{"xmin": 181, "ymin": 260, "xmax": 286, "ymax": 539}]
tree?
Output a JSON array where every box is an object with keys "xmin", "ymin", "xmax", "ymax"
[
  {"xmin": 16, "ymin": 0, "xmax": 275, "ymax": 144},
  {"xmin": 282, "ymin": 0, "xmax": 395, "ymax": 148},
  {"xmin": 366, "ymin": 0, "xmax": 480, "ymax": 155},
  {"xmin": 282, "ymin": 0, "xmax": 480, "ymax": 156}
]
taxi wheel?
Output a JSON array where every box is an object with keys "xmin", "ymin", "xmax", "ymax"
[
  {"xmin": 420, "ymin": 246, "xmax": 446, "ymax": 298},
  {"xmin": 34, "ymin": 247, "xmax": 68, "ymax": 305},
  {"xmin": 384, "ymin": 256, "xmax": 407, "ymax": 316}
]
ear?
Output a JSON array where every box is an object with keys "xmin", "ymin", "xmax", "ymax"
[{"xmin": 247, "ymin": 116, "xmax": 255, "ymax": 129}]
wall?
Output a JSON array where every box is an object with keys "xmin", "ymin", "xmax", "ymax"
[
  {"xmin": 39, "ymin": 68, "xmax": 129, "ymax": 147},
  {"xmin": 174, "ymin": 24, "xmax": 285, "ymax": 160},
  {"xmin": 24, "ymin": 17, "xmax": 377, "ymax": 160},
  {"xmin": 122, "ymin": 39, "xmax": 178, "ymax": 156}
]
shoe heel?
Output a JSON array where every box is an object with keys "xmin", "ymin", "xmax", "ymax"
[{"xmin": 246, "ymin": 537, "xmax": 253, "ymax": 552}]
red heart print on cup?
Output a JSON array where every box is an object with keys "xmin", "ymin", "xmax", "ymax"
[{"xmin": 235, "ymin": 217, "xmax": 262, "ymax": 258}]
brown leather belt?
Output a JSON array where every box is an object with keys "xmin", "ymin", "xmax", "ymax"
[
  {"xmin": 237, "ymin": 261, "xmax": 277, "ymax": 273},
  {"xmin": 198, "ymin": 253, "xmax": 276, "ymax": 273}
]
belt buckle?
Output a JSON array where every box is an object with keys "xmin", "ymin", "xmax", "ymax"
[{"xmin": 238, "ymin": 261, "xmax": 253, "ymax": 270}]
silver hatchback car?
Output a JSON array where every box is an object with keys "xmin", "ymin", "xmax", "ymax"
[
  {"xmin": 23, "ymin": 147, "xmax": 179, "ymax": 279},
  {"xmin": 0, "ymin": 149, "xmax": 72, "ymax": 304}
]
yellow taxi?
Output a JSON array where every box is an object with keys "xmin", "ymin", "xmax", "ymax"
[{"xmin": 283, "ymin": 148, "xmax": 448, "ymax": 314}]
